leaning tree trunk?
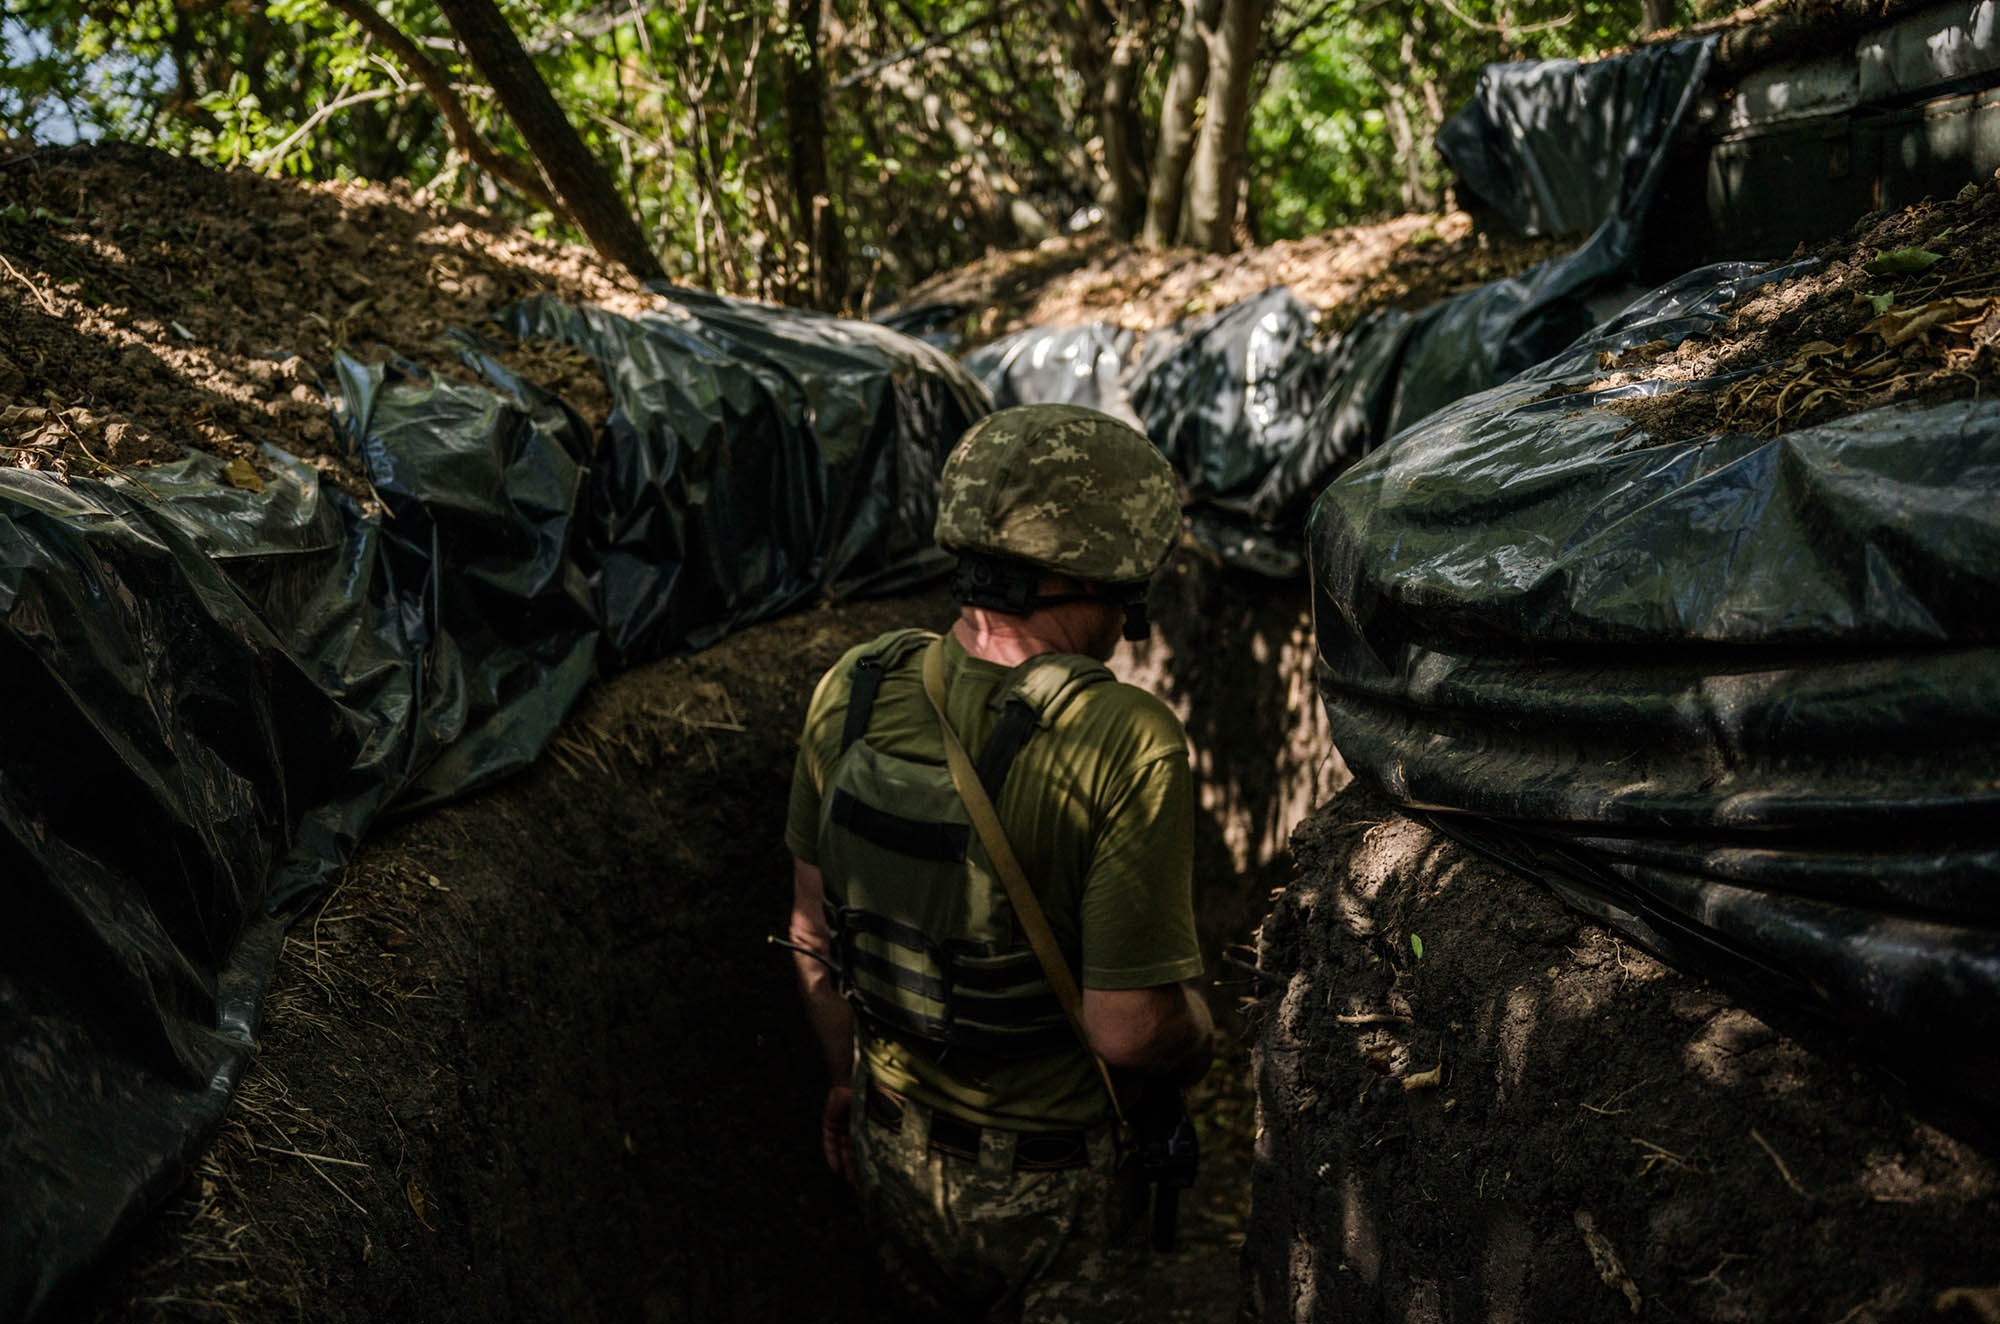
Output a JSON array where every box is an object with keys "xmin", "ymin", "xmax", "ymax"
[
  {"xmin": 1143, "ymin": 0, "xmax": 1220, "ymax": 248},
  {"xmin": 321, "ymin": 0, "xmax": 562, "ymax": 216},
  {"xmin": 1098, "ymin": 0, "xmax": 1151, "ymax": 238},
  {"xmin": 783, "ymin": 0, "xmax": 847, "ymax": 310},
  {"xmin": 432, "ymin": 0, "xmax": 665, "ymax": 280},
  {"xmin": 1181, "ymin": 0, "xmax": 1266, "ymax": 251}
]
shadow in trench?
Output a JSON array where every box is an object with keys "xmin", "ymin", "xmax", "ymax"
[{"xmin": 1119, "ymin": 549, "xmax": 1345, "ymax": 1030}]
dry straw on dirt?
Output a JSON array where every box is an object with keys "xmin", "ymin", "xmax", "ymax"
[{"xmin": 1590, "ymin": 173, "xmax": 2000, "ymax": 442}]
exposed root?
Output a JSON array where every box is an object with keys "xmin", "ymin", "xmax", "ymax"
[
  {"xmin": 1751, "ymin": 1127, "xmax": 1812, "ymax": 1199},
  {"xmin": 1574, "ymin": 1209, "xmax": 1643, "ymax": 1314}
]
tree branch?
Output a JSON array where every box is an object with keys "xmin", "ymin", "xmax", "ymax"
[
  {"xmin": 1432, "ymin": 0, "xmax": 1572, "ymax": 38},
  {"xmin": 250, "ymin": 83, "xmax": 409, "ymax": 168},
  {"xmin": 432, "ymin": 0, "xmax": 665, "ymax": 278},
  {"xmin": 317, "ymin": 0, "xmax": 564, "ymax": 216},
  {"xmin": 835, "ymin": 0, "xmax": 1024, "ymax": 90}
]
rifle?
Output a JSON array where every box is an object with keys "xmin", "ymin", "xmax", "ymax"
[{"xmin": 1128, "ymin": 1083, "xmax": 1199, "ymax": 1252}]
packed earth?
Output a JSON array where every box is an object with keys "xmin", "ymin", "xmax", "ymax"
[{"xmin": 2, "ymin": 140, "xmax": 1996, "ymax": 1321}]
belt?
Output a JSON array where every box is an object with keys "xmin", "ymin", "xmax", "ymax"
[{"xmin": 864, "ymin": 1080, "xmax": 1092, "ymax": 1172}]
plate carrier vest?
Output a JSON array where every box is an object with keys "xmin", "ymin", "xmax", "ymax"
[{"xmin": 818, "ymin": 629, "xmax": 1112, "ymax": 1060}]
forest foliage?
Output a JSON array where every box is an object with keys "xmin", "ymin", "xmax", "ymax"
[{"xmin": 2, "ymin": 0, "xmax": 1707, "ymax": 309}]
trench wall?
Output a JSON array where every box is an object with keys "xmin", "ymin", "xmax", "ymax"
[
  {"xmin": 1243, "ymin": 784, "xmax": 2000, "ymax": 1323},
  {"xmin": 1119, "ymin": 553, "xmax": 1345, "ymax": 1011}
]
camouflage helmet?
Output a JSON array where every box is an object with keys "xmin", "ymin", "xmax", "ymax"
[{"xmin": 934, "ymin": 404, "xmax": 1181, "ymax": 585}]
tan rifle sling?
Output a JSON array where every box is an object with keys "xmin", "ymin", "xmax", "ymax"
[{"xmin": 921, "ymin": 638, "xmax": 1127, "ymax": 1128}]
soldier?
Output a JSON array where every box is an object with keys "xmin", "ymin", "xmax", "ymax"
[{"xmin": 784, "ymin": 403, "xmax": 1214, "ymax": 1322}]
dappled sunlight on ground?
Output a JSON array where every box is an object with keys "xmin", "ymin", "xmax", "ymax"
[{"xmin": 1246, "ymin": 783, "xmax": 1999, "ymax": 1322}]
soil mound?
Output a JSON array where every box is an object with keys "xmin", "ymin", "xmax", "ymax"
[
  {"xmin": 886, "ymin": 212, "xmax": 1574, "ymax": 349},
  {"xmin": 1247, "ymin": 785, "xmax": 2000, "ymax": 1324},
  {"xmin": 0, "ymin": 141, "xmax": 645, "ymax": 496}
]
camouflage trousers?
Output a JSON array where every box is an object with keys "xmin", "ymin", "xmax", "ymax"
[{"xmin": 850, "ymin": 1066, "xmax": 1149, "ymax": 1323}]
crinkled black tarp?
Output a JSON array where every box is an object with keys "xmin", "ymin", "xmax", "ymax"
[
  {"xmin": 496, "ymin": 287, "xmax": 984, "ymax": 662},
  {"xmin": 0, "ymin": 455, "xmax": 353, "ymax": 1321},
  {"xmin": 1306, "ymin": 260, "xmax": 2000, "ymax": 1101},
  {"xmin": 0, "ymin": 289, "xmax": 986, "ymax": 1320},
  {"xmin": 1131, "ymin": 288, "xmax": 1329, "ymax": 510},
  {"xmin": 873, "ymin": 301, "xmax": 968, "ymax": 353},
  {"xmin": 1437, "ymin": 37, "xmax": 1718, "ymax": 242},
  {"xmin": 972, "ymin": 43, "xmax": 1719, "ymax": 579},
  {"xmin": 1117, "ymin": 289, "xmax": 1326, "ymax": 576},
  {"xmin": 962, "ymin": 322, "xmax": 1142, "ymax": 427}
]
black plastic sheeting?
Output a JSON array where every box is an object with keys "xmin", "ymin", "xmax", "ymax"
[
  {"xmin": 1437, "ymin": 37, "xmax": 1714, "ymax": 242},
  {"xmin": 1305, "ymin": 260, "xmax": 2000, "ymax": 1104},
  {"xmin": 0, "ymin": 291, "xmax": 986, "ymax": 1320},
  {"xmin": 487, "ymin": 288, "xmax": 968, "ymax": 663},
  {"xmin": 962, "ymin": 321, "xmax": 1141, "ymax": 426},
  {"xmin": 967, "ymin": 39, "xmax": 1719, "ymax": 577},
  {"xmin": 873, "ymin": 300, "xmax": 969, "ymax": 353},
  {"xmin": 1128, "ymin": 289, "xmax": 1332, "ymax": 576}
]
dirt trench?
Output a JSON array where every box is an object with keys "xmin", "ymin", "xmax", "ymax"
[
  {"xmin": 90, "ymin": 552, "xmax": 1331, "ymax": 1324},
  {"xmin": 1245, "ymin": 786, "xmax": 2000, "ymax": 1324},
  {"xmin": 85, "ymin": 534, "xmax": 2000, "ymax": 1324},
  {"xmin": 20, "ymin": 137, "xmax": 1999, "ymax": 1324}
]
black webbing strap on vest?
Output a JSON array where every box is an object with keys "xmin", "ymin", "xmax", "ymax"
[
  {"xmin": 841, "ymin": 654, "xmax": 889, "ymax": 753},
  {"xmin": 841, "ymin": 637, "xmax": 1042, "ymax": 804},
  {"xmin": 973, "ymin": 700, "xmax": 1038, "ymax": 802},
  {"xmin": 829, "ymin": 793, "xmax": 970, "ymax": 861}
]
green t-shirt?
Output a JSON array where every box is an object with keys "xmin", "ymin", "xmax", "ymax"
[{"xmin": 786, "ymin": 628, "xmax": 1203, "ymax": 1129}]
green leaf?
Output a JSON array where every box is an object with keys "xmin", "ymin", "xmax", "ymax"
[
  {"xmin": 1863, "ymin": 247, "xmax": 1943, "ymax": 276},
  {"xmin": 1864, "ymin": 290, "xmax": 1896, "ymax": 316},
  {"xmin": 1410, "ymin": 933, "xmax": 1424, "ymax": 960}
]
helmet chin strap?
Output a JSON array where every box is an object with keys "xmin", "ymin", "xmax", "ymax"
[
  {"xmin": 1119, "ymin": 595, "xmax": 1151, "ymax": 642},
  {"xmin": 952, "ymin": 556, "xmax": 1152, "ymax": 641}
]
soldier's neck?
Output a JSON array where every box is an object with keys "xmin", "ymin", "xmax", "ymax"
[{"xmin": 952, "ymin": 609, "xmax": 1095, "ymax": 667}]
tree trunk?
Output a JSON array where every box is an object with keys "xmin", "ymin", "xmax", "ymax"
[
  {"xmin": 1142, "ymin": 0, "xmax": 1220, "ymax": 248},
  {"xmin": 322, "ymin": 0, "xmax": 562, "ymax": 218},
  {"xmin": 431, "ymin": 0, "xmax": 664, "ymax": 280},
  {"xmin": 1383, "ymin": 92, "xmax": 1428, "ymax": 212},
  {"xmin": 1181, "ymin": 0, "xmax": 1265, "ymax": 251},
  {"xmin": 1641, "ymin": 0, "xmax": 1675, "ymax": 35},
  {"xmin": 1097, "ymin": 0, "xmax": 1149, "ymax": 238},
  {"xmin": 783, "ymin": 0, "xmax": 848, "ymax": 310}
]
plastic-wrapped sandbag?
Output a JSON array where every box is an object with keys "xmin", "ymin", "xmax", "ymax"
[
  {"xmin": 1123, "ymin": 288, "xmax": 1333, "ymax": 573},
  {"xmin": 0, "ymin": 455, "xmax": 353, "ymax": 1321},
  {"xmin": 1437, "ymin": 37, "xmax": 1717, "ymax": 243},
  {"xmin": 0, "ymin": 288, "xmax": 987, "ymax": 1321},
  {"xmin": 962, "ymin": 322, "xmax": 1141, "ymax": 427},
  {"xmin": 1131, "ymin": 288, "xmax": 1329, "ymax": 506},
  {"xmin": 1306, "ymin": 260, "xmax": 2000, "ymax": 1102},
  {"xmin": 495, "ymin": 287, "xmax": 986, "ymax": 661}
]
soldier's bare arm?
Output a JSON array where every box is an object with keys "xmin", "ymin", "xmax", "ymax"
[
  {"xmin": 790, "ymin": 856, "xmax": 855, "ymax": 1178},
  {"xmin": 1081, "ymin": 982, "xmax": 1214, "ymax": 1083}
]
